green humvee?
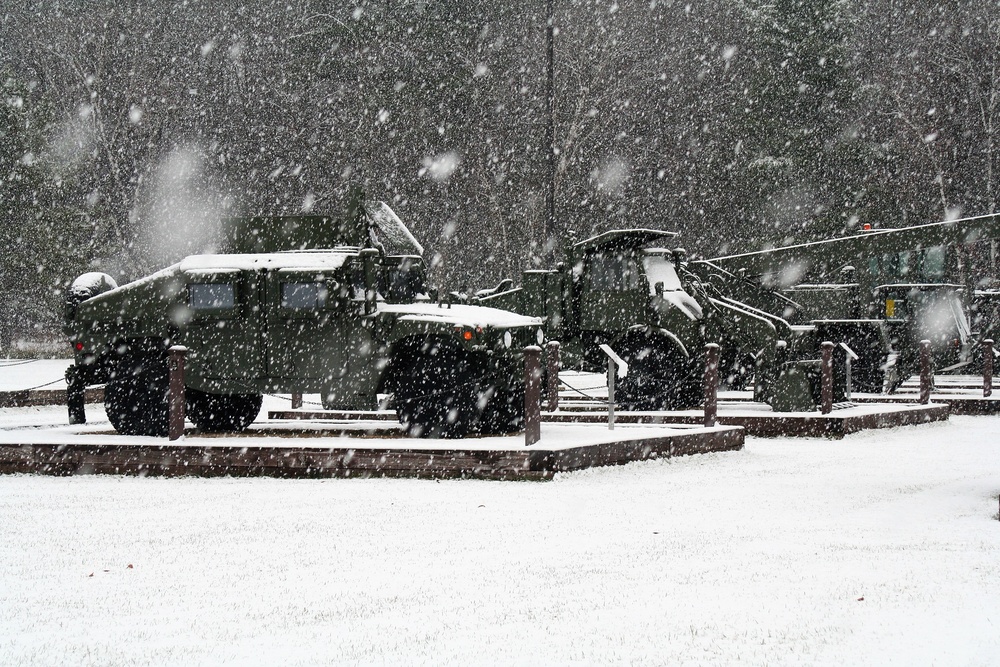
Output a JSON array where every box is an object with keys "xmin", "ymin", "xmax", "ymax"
[{"xmin": 64, "ymin": 199, "xmax": 543, "ymax": 438}]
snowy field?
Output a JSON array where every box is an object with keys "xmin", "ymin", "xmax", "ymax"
[{"xmin": 1, "ymin": 401, "xmax": 1000, "ymax": 665}]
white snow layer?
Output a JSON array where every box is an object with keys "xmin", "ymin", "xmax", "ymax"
[
  {"xmin": 1, "ymin": 401, "xmax": 999, "ymax": 664},
  {"xmin": 380, "ymin": 302, "xmax": 544, "ymax": 329}
]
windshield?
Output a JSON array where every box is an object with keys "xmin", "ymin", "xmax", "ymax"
[{"xmin": 642, "ymin": 252, "xmax": 684, "ymax": 294}]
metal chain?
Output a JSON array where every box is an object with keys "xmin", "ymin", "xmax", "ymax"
[
  {"xmin": 13, "ymin": 378, "xmax": 65, "ymax": 392},
  {"xmin": 0, "ymin": 359, "xmax": 40, "ymax": 368},
  {"xmin": 558, "ymin": 377, "xmax": 606, "ymax": 401}
]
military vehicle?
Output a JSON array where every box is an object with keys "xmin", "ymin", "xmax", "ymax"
[
  {"xmin": 475, "ymin": 229, "xmax": 847, "ymax": 412},
  {"xmin": 64, "ymin": 197, "xmax": 544, "ymax": 438},
  {"xmin": 475, "ymin": 213, "xmax": 1000, "ymax": 412},
  {"xmin": 704, "ymin": 213, "xmax": 1000, "ymax": 382}
]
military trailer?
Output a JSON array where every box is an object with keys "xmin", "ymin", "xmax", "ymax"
[
  {"xmin": 64, "ymin": 198, "xmax": 544, "ymax": 438},
  {"xmin": 476, "ymin": 229, "xmax": 847, "ymax": 412}
]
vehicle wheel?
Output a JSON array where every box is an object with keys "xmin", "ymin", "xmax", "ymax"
[
  {"xmin": 477, "ymin": 385, "xmax": 526, "ymax": 435},
  {"xmin": 617, "ymin": 335, "xmax": 702, "ymax": 411},
  {"xmin": 721, "ymin": 351, "xmax": 755, "ymax": 391},
  {"xmin": 105, "ymin": 352, "xmax": 170, "ymax": 436},
  {"xmin": 394, "ymin": 342, "xmax": 480, "ymax": 438},
  {"xmin": 187, "ymin": 389, "xmax": 262, "ymax": 432}
]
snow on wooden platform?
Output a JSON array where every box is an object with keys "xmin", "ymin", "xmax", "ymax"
[
  {"xmin": 273, "ymin": 400, "xmax": 949, "ymax": 439},
  {"xmin": 0, "ymin": 417, "xmax": 744, "ymax": 480}
]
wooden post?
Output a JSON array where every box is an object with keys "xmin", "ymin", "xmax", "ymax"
[
  {"xmin": 546, "ymin": 340, "xmax": 560, "ymax": 411},
  {"xmin": 291, "ymin": 392, "xmax": 303, "ymax": 409},
  {"xmin": 919, "ymin": 340, "xmax": 932, "ymax": 404},
  {"xmin": 821, "ymin": 341, "xmax": 834, "ymax": 415},
  {"xmin": 704, "ymin": 343, "xmax": 719, "ymax": 428},
  {"xmin": 66, "ymin": 366, "xmax": 86, "ymax": 425},
  {"xmin": 984, "ymin": 339, "xmax": 994, "ymax": 398},
  {"xmin": 168, "ymin": 346, "xmax": 187, "ymax": 441},
  {"xmin": 524, "ymin": 346, "xmax": 542, "ymax": 446}
]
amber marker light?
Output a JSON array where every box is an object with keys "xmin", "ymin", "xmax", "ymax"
[{"xmin": 462, "ymin": 329, "xmax": 474, "ymax": 341}]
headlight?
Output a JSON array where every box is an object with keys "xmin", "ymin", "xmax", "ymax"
[
  {"xmin": 503, "ymin": 331, "xmax": 512, "ymax": 348},
  {"xmin": 536, "ymin": 328, "xmax": 545, "ymax": 345}
]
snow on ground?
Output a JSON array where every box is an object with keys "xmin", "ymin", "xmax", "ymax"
[{"xmin": 1, "ymin": 400, "xmax": 999, "ymax": 665}]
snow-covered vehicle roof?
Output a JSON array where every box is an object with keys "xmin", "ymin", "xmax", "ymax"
[
  {"xmin": 179, "ymin": 250, "xmax": 355, "ymax": 273},
  {"xmin": 379, "ymin": 303, "xmax": 543, "ymax": 329}
]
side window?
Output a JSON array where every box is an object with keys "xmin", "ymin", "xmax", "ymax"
[
  {"xmin": 589, "ymin": 254, "xmax": 642, "ymax": 291},
  {"xmin": 921, "ymin": 246, "xmax": 946, "ymax": 281},
  {"xmin": 897, "ymin": 250, "xmax": 912, "ymax": 277},
  {"xmin": 281, "ymin": 282, "xmax": 327, "ymax": 310},
  {"xmin": 382, "ymin": 259, "xmax": 427, "ymax": 303},
  {"xmin": 189, "ymin": 283, "xmax": 236, "ymax": 310}
]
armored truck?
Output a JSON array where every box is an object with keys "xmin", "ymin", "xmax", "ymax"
[
  {"xmin": 476, "ymin": 229, "xmax": 847, "ymax": 412},
  {"xmin": 64, "ymin": 198, "xmax": 543, "ymax": 438}
]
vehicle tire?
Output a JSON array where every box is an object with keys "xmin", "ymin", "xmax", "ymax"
[
  {"xmin": 105, "ymin": 352, "xmax": 170, "ymax": 436},
  {"xmin": 616, "ymin": 334, "xmax": 702, "ymax": 411},
  {"xmin": 393, "ymin": 341, "xmax": 480, "ymax": 438},
  {"xmin": 187, "ymin": 389, "xmax": 262, "ymax": 432},
  {"xmin": 721, "ymin": 351, "xmax": 756, "ymax": 391},
  {"xmin": 477, "ymin": 384, "xmax": 526, "ymax": 435}
]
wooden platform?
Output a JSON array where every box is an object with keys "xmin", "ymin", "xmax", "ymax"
[
  {"xmin": 0, "ymin": 422, "xmax": 744, "ymax": 481},
  {"xmin": 540, "ymin": 404, "xmax": 949, "ymax": 438},
  {"xmin": 0, "ymin": 386, "xmax": 103, "ymax": 408},
  {"xmin": 850, "ymin": 394, "xmax": 1000, "ymax": 415},
  {"xmin": 271, "ymin": 401, "xmax": 949, "ymax": 439}
]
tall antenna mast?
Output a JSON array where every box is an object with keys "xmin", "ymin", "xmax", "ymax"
[{"xmin": 545, "ymin": 0, "xmax": 556, "ymax": 254}]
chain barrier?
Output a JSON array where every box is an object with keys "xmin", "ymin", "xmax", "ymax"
[
  {"xmin": 558, "ymin": 377, "xmax": 606, "ymax": 401},
  {"xmin": 8, "ymin": 378, "xmax": 65, "ymax": 393},
  {"xmin": 0, "ymin": 359, "xmax": 40, "ymax": 368}
]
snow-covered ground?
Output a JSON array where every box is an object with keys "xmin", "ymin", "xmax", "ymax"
[{"xmin": 1, "ymin": 395, "xmax": 999, "ymax": 664}]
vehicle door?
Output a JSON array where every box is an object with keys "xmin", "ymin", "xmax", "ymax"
[
  {"xmin": 263, "ymin": 269, "xmax": 343, "ymax": 382},
  {"xmin": 180, "ymin": 269, "xmax": 263, "ymax": 389},
  {"xmin": 579, "ymin": 250, "xmax": 649, "ymax": 333}
]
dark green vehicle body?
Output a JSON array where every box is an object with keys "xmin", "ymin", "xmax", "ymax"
[
  {"xmin": 478, "ymin": 229, "xmax": 845, "ymax": 412},
  {"xmin": 64, "ymin": 202, "xmax": 543, "ymax": 437},
  {"xmin": 705, "ymin": 213, "xmax": 1000, "ymax": 382}
]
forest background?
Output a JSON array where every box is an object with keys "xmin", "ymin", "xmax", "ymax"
[{"xmin": 1, "ymin": 0, "xmax": 998, "ymax": 351}]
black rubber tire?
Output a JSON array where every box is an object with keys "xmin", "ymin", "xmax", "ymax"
[
  {"xmin": 393, "ymin": 342, "xmax": 480, "ymax": 438},
  {"xmin": 105, "ymin": 352, "xmax": 170, "ymax": 436},
  {"xmin": 477, "ymin": 385, "xmax": 526, "ymax": 435},
  {"xmin": 721, "ymin": 351, "xmax": 755, "ymax": 391},
  {"xmin": 616, "ymin": 335, "xmax": 703, "ymax": 411},
  {"xmin": 187, "ymin": 389, "xmax": 262, "ymax": 432}
]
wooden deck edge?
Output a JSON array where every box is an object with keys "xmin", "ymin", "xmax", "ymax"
[
  {"xmin": 0, "ymin": 387, "xmax": 103, "ymax": 408},
  {"xmin": 539, "ymin": 404, "xmax": 950, "ymax": 438},
  {"xmin": 537, "ymin": 428, "xmax": 744, "ymax": 472},
  {"xmin": 852, "ymin": 395, "xmax": 1000, "ymax": 415},
  {"xmin": 0, "ymin": 427, "xmax": 744, "ymax": 481}
]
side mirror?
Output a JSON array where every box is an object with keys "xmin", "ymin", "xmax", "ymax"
[{"xmin": 655, "ymin": 281, "xmax": 665, "ymax": 297}]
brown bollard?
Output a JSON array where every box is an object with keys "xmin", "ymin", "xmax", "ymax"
[
  {"xmin": 291, "ymin": 392, "xmax": 303, "ymax": 409},
  {"xmin": 168, "ymin": 345, "xmax": 187, "ymax": 440},
  {"xmin": 524, "ymin": 346, "xmax": 542, "ymax": 446},
  {"xmin": 704, "ymin": 343, "xmax": 720, "ymax": 428},
  {"xmin": 919, "ymin": 339, "xmax": 932, "ymax": 404},
  {"xmin": 983, "ymin": 339, "xmax": 994, "ymax": 398},
  {"xmin": 821, "ymin": 341, "xmax": 834, "ymax": 415},
  {"xmin": 546, "ymin": 341, "xmax": 561, "ymax": 411},
  {"xmin": 66, "ymin": 366, "xmax": 87, "ymax": 425}
]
